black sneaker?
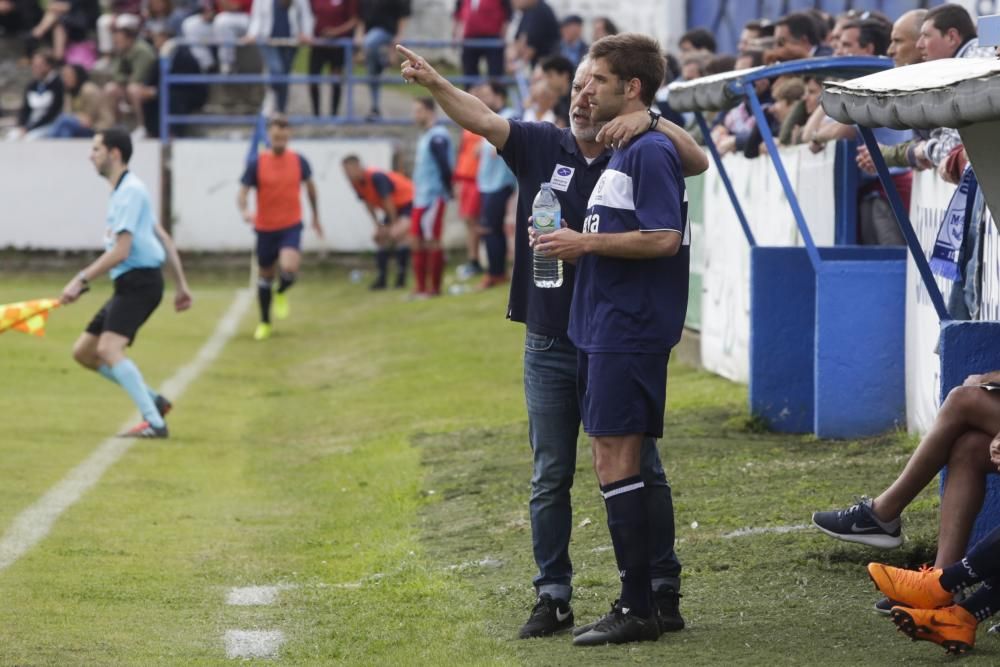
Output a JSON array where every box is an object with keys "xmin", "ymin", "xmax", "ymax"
[
  {"xmin": 154, "ymin": 395, "xmax": 172, "ymax": 418},
  {"xmin": 811, "ymin": 496, "xmax": 902, "ymax": 548},
  {"xmin": 518, "ymin": 593, "xmax": 574, "ymax": 639},
  {"xmin": 572, "ymin": 600, "xmax": 660, "ymax": 647},
  {"xmin": 369, "ymin": 278, "xmax": 387, "ymax": 291},
  {"xmin": 874, "ymin": 597, "xmax": 901, "ymax": 615},
  {"xmin": 394, "ymin": 273, "xmax": 407, "ymax": 289},
  {"xmin": 654, "ymin": 586, "xmax": 685, "ymax": 632}
]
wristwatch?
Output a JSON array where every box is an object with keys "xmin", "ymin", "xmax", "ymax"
[{"xmin": 647, "ymin": 108, "xmax": 661, "ymax": 131}]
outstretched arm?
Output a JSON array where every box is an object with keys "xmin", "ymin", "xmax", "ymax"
[{"xmin": 397, "ymin": 44, "xmax": 510, "ymax": 150}]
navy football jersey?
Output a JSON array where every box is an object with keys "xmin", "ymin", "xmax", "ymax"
[{"xmin": 567, "ymin": 131, "xmax": 690, "ymax": 353}]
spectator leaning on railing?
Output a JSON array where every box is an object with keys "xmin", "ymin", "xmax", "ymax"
[
  {"xmin": 509, "ymin": 0, "xmax": 558, "ymax": 70},
  {"xmin": 180, "ymin": 0, "xmax": 251, "ymax": 74},
  {"xmin": 136, "ymin": 24, "xmax": 207, "ymax": 138},
  {"xmin": 242, "ymin": 0, "xmax": 313, "ymax": 114},
  {"xmin": 359, "ymin": 0, "xmax": 410, "ymax": 122},
  {"xmin": 764, "ymin": 11, "xmax": 832, "ymax": 64},
  {"xmin": 453, "ymin": 0, "xmax": 511, "ymax": 80},
  {"xmin": 308, "ymin": 0, "xmax": 357, "ymax": 116}
]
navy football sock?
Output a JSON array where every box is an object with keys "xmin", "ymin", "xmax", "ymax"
[
  {"xmin": 959, "ymin": 577, "xmax": 1000, "ymax": 623},
  {"xmin": 602, "ymin": 475, "xmax": 652, "ymax": 617},
  {"xmin": 374, "ymin": 249, "xmax": 389, "ymax": 283},
  {"xmin": 395, "ymin": 246, "xmax": 410, "ymax": 280},
  {"xmin": 257, "ymin": 278, "xmax": 273, "ymax": 323},
  {"xmin": 941, "ymin": 524, "xmax": 1000, "ymax": 592},
  {"xmin": 277, "ymin": 271, "xmax": 296, "ymax": 293}
]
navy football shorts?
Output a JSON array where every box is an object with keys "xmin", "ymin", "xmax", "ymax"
[
  {"xmin": 256, "ymin": 222, "xmax": 303, "ymax": 268},
  {"xmin": 577, "ymin": 351, "xmax": 669, "ymax": 438}
]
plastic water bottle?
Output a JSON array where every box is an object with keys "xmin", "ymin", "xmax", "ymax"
[{"xmin": 532, "ymin": 183, "xmax": 563, "ymax": 288}]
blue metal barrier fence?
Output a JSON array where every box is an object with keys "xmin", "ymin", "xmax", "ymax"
[{"xmin": 159, "ymin": 37, "xmax": 521, "ymax": 141}]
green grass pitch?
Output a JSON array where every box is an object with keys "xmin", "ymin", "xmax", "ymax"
[{"xmin": 0, "ymin": 268, "xmax": 992, "ymax": 665}]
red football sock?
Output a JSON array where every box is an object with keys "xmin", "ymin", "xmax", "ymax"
[
  {"xmin": 429, "ymin": 248, "xmax": 445, "ymax": 294},
  {"xmin": 412, "ymin": 248, "xmax": 428, "ymax": 293}
]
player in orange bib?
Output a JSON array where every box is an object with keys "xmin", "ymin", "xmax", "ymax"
[
  {"xmin": 342, "ymin": 155, "xmax": 414, "ymax": 290},
  {"xmin": 238, "ymin": 113, "xmax": 322, "ymax": 340}
]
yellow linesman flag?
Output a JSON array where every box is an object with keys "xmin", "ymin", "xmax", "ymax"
[{"xmin": 0, "ymin": 298, "xmax": 62, "ymax": 336}]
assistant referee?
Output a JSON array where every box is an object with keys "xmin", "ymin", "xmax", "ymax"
[{"xmin": 61, "ymin": 128, "xmax": 193, "ymax": 438}]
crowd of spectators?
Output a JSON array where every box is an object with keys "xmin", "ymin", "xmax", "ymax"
[{"xmin": 658, "ymin": 4, "xmax": 996, "ymax": 249}]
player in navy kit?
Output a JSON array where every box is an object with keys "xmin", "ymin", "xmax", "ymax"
[
  {"xmin": 536, "ymin": 33, "xmax": 689, "ymax": 646},
  {"xmin": 398, "ymin": 40, "xmax": 706, "ymax": 643}
]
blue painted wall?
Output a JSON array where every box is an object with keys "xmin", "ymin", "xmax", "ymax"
[{"xmin": 686, "ymin": 0, "xmax": 951, "ymax": 55}]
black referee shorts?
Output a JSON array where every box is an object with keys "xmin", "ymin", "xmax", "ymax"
[{"xmin": 85, "ymin": 268, "xmax": 164, "ymax": 344}]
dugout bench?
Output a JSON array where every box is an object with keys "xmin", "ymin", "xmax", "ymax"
[{"xmin": 669, "ymin": 57, "xmax": 901, "ymax": 438}]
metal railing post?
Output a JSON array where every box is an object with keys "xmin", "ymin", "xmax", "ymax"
[
  {"xmin": 694, "ymin": 111, "xmax": 756, "ymax": 247},
  {"xmin": 743, "ymin": 81, "xmax": 821, "ymax": 269}
]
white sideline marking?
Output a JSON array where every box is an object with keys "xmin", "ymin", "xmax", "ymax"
[
  {"xmin": 721, "ymin": 524, "xmax": 810, "ymax": 539},
  {"xmin": 0, "ymin": 289, "xmax": 253, "ymax": 574},
  {"xmin": 224, "ymin": 630, "xmax": 285, "ymax": 659},
  {"xmin": 226, "ymin": 585, "xmax": 292, "ymax": 606}
]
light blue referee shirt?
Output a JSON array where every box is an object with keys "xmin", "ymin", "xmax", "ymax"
[{"xmin": 106, "ymin": 171, "xmax": 165, "ymax": 280}]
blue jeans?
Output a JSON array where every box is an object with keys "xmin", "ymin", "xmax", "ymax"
[
  {"xmin": 262, "ymin": 44, "xmax": 297, "ymax": 113},
  {"xmin": 524, "ymin": 330, "xmax": 681, "ymax": 602},
  {"xmin": 363, "ymin": 27, "xmax": 393, "ymax": 112},
  {"xmin": 48, "ymin": 113, "xmax": 94, "ymax": 138}
]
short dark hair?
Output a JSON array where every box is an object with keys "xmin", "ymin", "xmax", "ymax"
[
  {"xmin": 588, "ymin": 33, "xmax": 665, "ymax": 107},
  {"xmin": 539, "ymin": 54, "xmax": 574, "ymax": 78},
  {"xmin": 680, "ymin": 27, "xmax": 716, "ymax": 53},
  {"xmin": 806, "ymin": 8, "xmax": 833, "ymax": 42},
  {"xmin": 737, "ymin": 49, "xmax": 764, "ymax": 69},
  {"xmin": 845, "ymin": 18, "xmax": 891, "ymax": 56},
  {"xmin": 925, "ymin": 3, "xmax": 976, "ymax": 43},
  {"xmin": 342, "ymin": 154, "xmax": 361, "ymax": 165},
  {"xmin": 487, "ymin": 80, "xmax": 507, "ymax": 101},
  {"xmin": 416, "ymin": 97, "xmax": 436, "ymax": 112},
  {"xmin": 595, "ymin": 16, "xmax": 618, "ymax": 36},
  {"xmin": 663, "ymin": 52, "xmax": 680, "ymax": 84},
  {"xmin": 777, "ymin": 11, "xmax": 820, "ymax": 46},
  {"xmin": 98, "ymin": 127, "xmax": 133, "ymax": 163},
  {"xmin": 33, "ymin": 46, "xmax": 58, "ymax": 68},
  {"xmin": 705, "ymin": 54, "xmax": 735, "ymax": 75}
]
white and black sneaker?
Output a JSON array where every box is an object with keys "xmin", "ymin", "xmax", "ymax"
[
  {"xmin": 811, "ymin": 496, "xmax": 902, "ymax": 548},
  {"xmin": 518, "ymin": 593, "xmax": 574, "ymax": 639},
  {"xmin": 572, "ymin": 600, "xmax": 660, "ymax": 647}
]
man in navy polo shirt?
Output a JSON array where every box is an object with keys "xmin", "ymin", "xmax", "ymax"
[
  {"xmin": 535, "ymin": 33, "xmax": 689, "ymax": 646},
  {"xmin": 397, "ymin": 43, "xmax": 706, "ymax": 641}
]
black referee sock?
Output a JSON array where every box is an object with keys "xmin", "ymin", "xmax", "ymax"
[
  {"xmin": 277, "ymin": 271, "xmax": 297, "ymax": 294},
  {"xmin": 601, "ymin": 475, "xmax": 652, "ymax": 618},
  {"xmin": 257, "ymin": 278, "xmax": 273, "ymax": 323},
  {"xmin": 959, "ymin": 577, "xmax": 1000, "ymax": 623}
]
